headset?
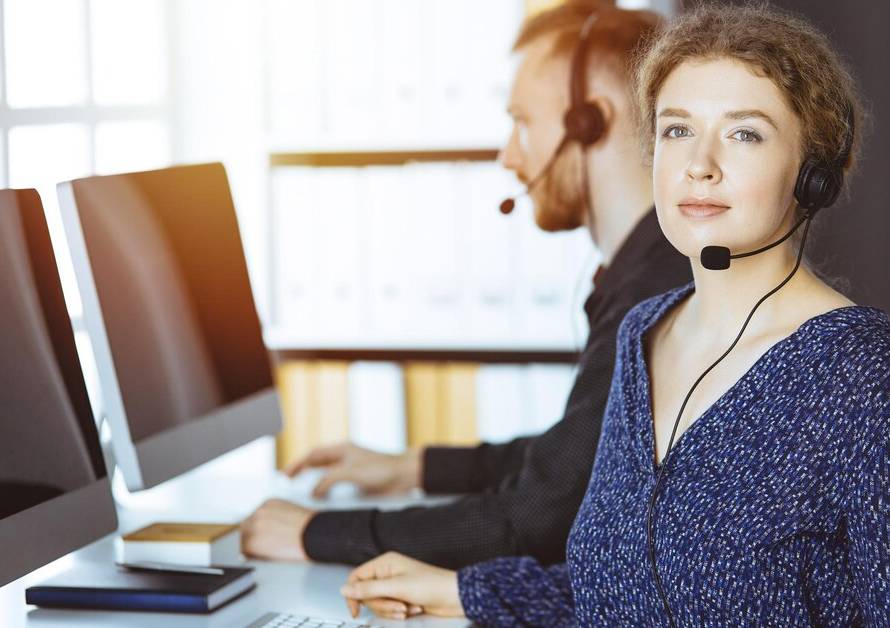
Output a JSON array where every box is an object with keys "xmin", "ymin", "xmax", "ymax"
[
  {"xmin": 649, "ymin": 105, "xmax": 856, "ymax": 627},
  {"xmin": 499, "ymin": 10, "xmax": 608, "ymax": 407},
  {"xmin": 499, "ymin": 11, "xmax": 606, "ymax": 215},
  {"xmin": 700, "ymin": 104, "xmax": 855, "ymax": 270}
]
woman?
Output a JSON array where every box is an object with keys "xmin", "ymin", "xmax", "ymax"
[{"xmin": 340, "ymin": 5, "xmax": 890, "ymax": 626}]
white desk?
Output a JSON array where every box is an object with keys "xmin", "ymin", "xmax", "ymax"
[{"xmin": 0, "ymin": 459, "xmax": 470, "ymax": 628}]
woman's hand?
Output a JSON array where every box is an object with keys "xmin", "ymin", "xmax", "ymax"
[
  {"xmin": 340, "ymin": 552, "xmax": 464, "ymax": 620},
  {"xmin": 284, "ymin": 443, "xmax": 423, "ymax": 498}
]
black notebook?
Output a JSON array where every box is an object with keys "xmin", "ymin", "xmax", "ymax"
[{"xmin": 25, "ymin": 565, "xmax": 255, "ymax": 613}]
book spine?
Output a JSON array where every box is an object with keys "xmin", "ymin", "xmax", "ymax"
[
  {"xmin": 122, "ymin": 542, "xmax": 211, "ymax": 566},
  {"xmin": 25, "ymin": 588, "xmax": 208, "ymax": 613}
]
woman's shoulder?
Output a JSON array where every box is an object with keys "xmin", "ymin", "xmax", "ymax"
[
  {"xmin": 789, "ymin": 274, "xmax": 890, "ymax": 380},
  {"xmin": 822, "ymin": 308, "xmax": 890, "ymax": 499},
  {"xmin": 822, "ymin": 305, "xmax": 890, "ymax": 382},
  {"xmin": 805, "ymin": 306, "xmax": 890, "ymax": 455}
]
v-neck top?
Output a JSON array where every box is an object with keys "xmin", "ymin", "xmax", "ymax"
[{"xmin": 458, "ymin": 282, "xmax": 890, "ymax": 627}]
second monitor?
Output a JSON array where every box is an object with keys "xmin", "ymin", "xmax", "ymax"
[
  {"xmin": 0, "ymin": 188, "xmax": 117, "ymax": 587},
  {"xmin": 59, "ymin": 163, "xmax": 282, "ymax": 491}
]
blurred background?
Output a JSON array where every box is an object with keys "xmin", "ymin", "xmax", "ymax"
[{"xmin": 0, "ymin": 0, "xmax": 884, "ymax": 481}]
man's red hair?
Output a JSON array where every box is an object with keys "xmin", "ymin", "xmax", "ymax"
[{"xmin": 514, "ymin": 0, "xmax": 661, "ymax": 87}]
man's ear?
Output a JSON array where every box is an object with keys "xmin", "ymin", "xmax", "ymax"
[{"xmin": 587, "ymin": 95, "xmax": 614, "ymax": 141}]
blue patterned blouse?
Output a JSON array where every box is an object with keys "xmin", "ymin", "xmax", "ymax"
[{"xmin": 458, "ymin": 282, "xmax": 890, "ymax": 626}]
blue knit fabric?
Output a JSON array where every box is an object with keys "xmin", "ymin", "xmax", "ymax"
[{"xmin": 458, "ymin": 282, "xmax": 890, "ymax": 627}]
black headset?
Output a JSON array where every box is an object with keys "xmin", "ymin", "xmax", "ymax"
[
  {"xmin": 794, "ymin": 104, "xmax": 855, "ymax": 211},
  {"xmin": 499, "ymin": 11, "xmax": 606, "ymax": 214},
  {"xmin": 700, "ymin": 104, "xmax": 855, "ymax": 270},
  {"xmin": 564, "ymin": 12, "xmax": 607, "ymax": 147}
]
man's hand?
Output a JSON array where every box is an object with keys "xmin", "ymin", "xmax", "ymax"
[
  {"xmin": 340, "ymin": 552, "xmax": 464, "ymax": 620},
  {"xmin": 240, "ymin": 499, "xmax": 314, "ymax": 561},
  {"xmin": 284, "ymin": 442, "xmax": 423, "ymax": 498}
]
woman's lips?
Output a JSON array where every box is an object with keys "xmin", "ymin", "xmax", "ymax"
[{"xmin": 678, "ymin": 203, "xmax": 730, "ymax": 219}]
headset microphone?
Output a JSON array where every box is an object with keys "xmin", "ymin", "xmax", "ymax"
[
  {"xmin": 700, "ymin": 212, "xmax": 810, "ymax": 270},
  {"xmin": 699, "ymin": 103, "xmax": 855, "ymax": 271},
  {"xmin": 500, "ymin": 137, "xmax": 569, "ymax": 214},
  {"xmin": 500, "ymin": 11, "xmax": 605, "ymax": 216}
]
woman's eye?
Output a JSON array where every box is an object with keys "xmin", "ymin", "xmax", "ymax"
[
  {"xmin": 731, "ymin": 129, "xmax": 762, "ymax": 143},
  {"xmin": 662, "ymin": 125, "xmax": 689, "ymax": 139}
]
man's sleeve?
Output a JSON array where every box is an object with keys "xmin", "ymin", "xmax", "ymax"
[
  {"xmin": 421, "ymin": 436, "xmax": 535, "ymax": 494},
  {"xmin": 458, "ymin": 557, "xmax": 574, "ymax": 627},
  {"xmin": 303, "ymin": 313, "xmax": 619, "ymax": 568}
]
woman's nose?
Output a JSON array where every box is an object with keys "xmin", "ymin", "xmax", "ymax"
[{"xmin": 685, "ymin": 138, "xmax": 722, "ymax": 183}]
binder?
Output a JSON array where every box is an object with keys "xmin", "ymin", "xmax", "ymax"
[{"xmin": 275, "ymin": 361, "xmax": 350, "ymax": 468}]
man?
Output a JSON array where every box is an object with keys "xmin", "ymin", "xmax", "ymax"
[{"xmin": 242, "ymin": 0, "xmax": 691, "ymax": 569}]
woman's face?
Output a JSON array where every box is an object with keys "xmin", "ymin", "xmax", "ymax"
[{"xmin": 653, "ymin": 57, "xmax": 804, "ymax": 260}]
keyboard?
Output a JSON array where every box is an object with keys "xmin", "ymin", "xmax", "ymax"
[{"xmin": 245, "ymin": 611, "xmax": 379, "ymax": 628}]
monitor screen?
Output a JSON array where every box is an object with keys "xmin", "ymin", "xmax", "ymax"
[
  {"xmin": 67, "ymin": 172, "xmax": 230, "ymax": 443},
  {"xmin": 59, "ymin": 163, "xmax": 281, "ymax": 490},
  {"xmin": 0, "ymin": 189, "xmax": 116, "ymax": 587}
]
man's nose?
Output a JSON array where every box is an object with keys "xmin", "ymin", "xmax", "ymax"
[{"xmin": 499, "ymin": 126, "xmax": 523, "ymax": 173}]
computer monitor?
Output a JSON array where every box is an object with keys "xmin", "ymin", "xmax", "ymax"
[
  {"xmin": 0, "ymin": 188, "xmax": 117, "ymax": 588},
  {"xmin": 58, "ymin": 163, "xmax": 282, "ymax": 491}
]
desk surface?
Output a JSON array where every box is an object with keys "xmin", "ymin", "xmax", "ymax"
[{"xmin": 0, "ymin": 464, "xmax": 469, "ymax": 628}]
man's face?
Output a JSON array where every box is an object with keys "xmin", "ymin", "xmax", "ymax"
[{"xmin": 500, "ymin": 36, "xmax": 586, "ymax": 232}]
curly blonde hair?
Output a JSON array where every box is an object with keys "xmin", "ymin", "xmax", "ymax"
[{"xmin": 633, "ymin": 3, "xmax": 863, "ymax": 181}]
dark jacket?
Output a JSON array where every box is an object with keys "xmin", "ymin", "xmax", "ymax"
[{"xmin": 303, "ymin": 208, "xmax": 692, "ymax": 568}]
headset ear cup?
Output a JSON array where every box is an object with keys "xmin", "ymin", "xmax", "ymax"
[
  {"xmin": 794, "ymin": 159, "xmax": 842, "ymax": 211},
  {"xmin": 563, "ymin": 102, "xmax": 606, "ymax": 146}
]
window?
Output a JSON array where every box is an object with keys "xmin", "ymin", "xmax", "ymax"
[
  {"xmin": 0, "ymin": 0, "xmax": 173, "ymax": 320},
  {"xmin": 0, "ymin": 0, "xmax": 173, "ymax": 434}
]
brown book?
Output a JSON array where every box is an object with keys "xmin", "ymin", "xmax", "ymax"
[
  {"xmin": 121, "ymin": 523, "xmax": 241, "ymax": 566},
  {"xmin": 123, "ymin": 523, "xmax": 238, "ymax": 543}
]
